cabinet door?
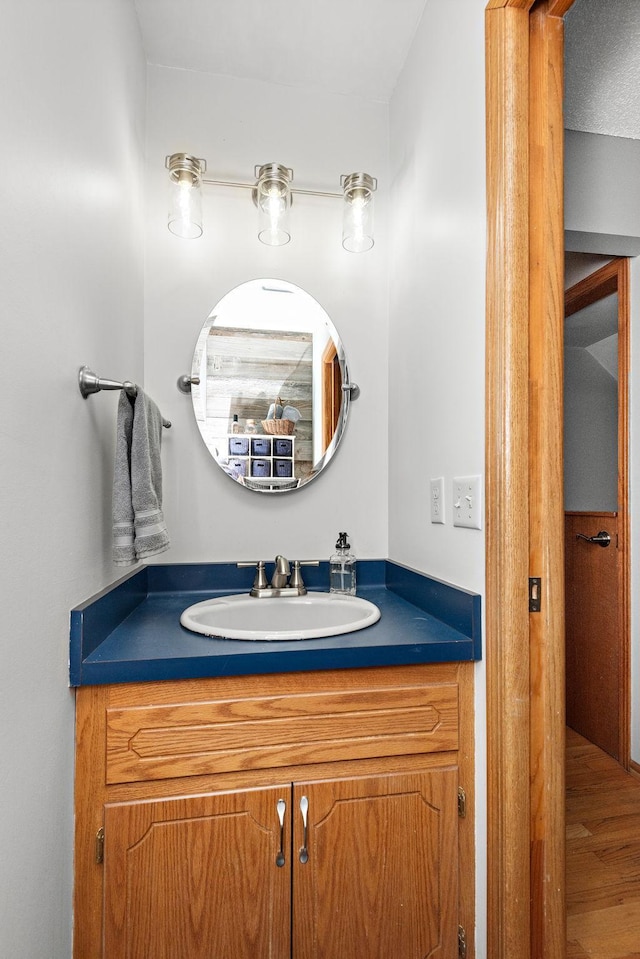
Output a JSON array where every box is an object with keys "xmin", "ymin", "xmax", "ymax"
[
  {"xmin": 293, "ymin": 769, "xmax": 459, "ymax": 959},
  {"xmin": 103, "ymin": 785, "xmax": 291, "ymax": 959}
]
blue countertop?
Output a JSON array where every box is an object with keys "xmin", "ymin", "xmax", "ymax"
[{"xmin": 69, "ymin": 561, "xmax": 481, "ymax": 686}]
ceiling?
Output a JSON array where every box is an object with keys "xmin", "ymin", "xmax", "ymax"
[
  {"xmin": 565, "ymin": 0, "xmax": 640, "ymax": 139},
  {"xmin": 133, "ymin": 0, "xmax": 640, "ymax": 127},
  {"xmin": 133, "ymin": 0, "xmax": 640, "ymax": 125},
  {"xmin": 133, "ymin": 0, "xmax": 427, "ymax": 102}
]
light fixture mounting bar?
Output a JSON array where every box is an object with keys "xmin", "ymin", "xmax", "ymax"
[
  {"xmin": 291, "ymin": 186, "xmax": 343, "ymax": 199},
  {"xmin": 200, "ymin": 177, "xmax": 254, "ymax": 191},
  {"xmin": 200, "ymin": 175, "xmax": 342, "ymax": 199}
]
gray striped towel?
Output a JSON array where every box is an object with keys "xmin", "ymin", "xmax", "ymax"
[{"xmin": 112, "ymin": 389, "xmax": 170, "ymax": 566}]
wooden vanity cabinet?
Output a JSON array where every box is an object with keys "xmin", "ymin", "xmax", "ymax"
[
  {"xmin": 291, "ymin": 770, "xmax": 460, "ymax": 959},
  {"xmin": 74, "ymin": 663, "xmax": 475, "ymax": 959},
  {"xmin": 103, "ymin": 785, "xmax": 292, "ymax": 959}
]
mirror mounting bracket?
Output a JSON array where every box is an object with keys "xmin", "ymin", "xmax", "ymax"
[
  {"xmin": 177, "ymin": 374, "xmax": 200, "ymax": 394},
  {"xmin": 342, "ymin": 382, "xmax": 360, "ymax": 401}
]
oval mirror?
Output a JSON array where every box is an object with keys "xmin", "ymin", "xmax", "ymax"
[{"xmin": 189, "ymin": 279, "xmax": 353, "ymax": 492}]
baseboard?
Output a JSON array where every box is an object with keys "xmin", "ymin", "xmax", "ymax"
[{"xmin": 629, "ymin": 758, "xmax": 640, "ymax": 781}]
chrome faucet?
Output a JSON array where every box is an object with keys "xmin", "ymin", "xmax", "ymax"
[{"xmin": 237, "ymin": 557, "xmax": 319, "ymax": 598}]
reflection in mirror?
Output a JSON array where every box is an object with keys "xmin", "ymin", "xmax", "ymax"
[{"xmin": 190, "ymin": 279, "xmax": 351, "ymax": 492}]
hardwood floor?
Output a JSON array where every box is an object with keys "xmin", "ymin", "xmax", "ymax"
[{"xmin": 566, "ymin": 727, "xmax": 640, "ymax": 958}]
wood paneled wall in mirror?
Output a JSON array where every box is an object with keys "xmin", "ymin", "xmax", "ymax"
[{"xmin": 189, "ymin": 279, "xmax": 352, "ymax": 492}]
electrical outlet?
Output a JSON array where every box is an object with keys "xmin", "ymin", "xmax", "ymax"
[
  {"xmin": 452, "ymin": 476, "xmax": 482, "ymax": 529},
  {"xmin": 430, "ymin": 477, "xmax": 445, "ymax": 524}
]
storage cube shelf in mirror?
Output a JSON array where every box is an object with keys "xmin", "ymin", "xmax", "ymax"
[{"xmin": 189, "ymin": 279, "xmax": 353, "ymax": 492}]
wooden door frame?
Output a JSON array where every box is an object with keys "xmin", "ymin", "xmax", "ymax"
[
  {"xmin": 564, "ymin": 256, "xmax": 631, "ymax": 768},
  {"xmin": 321, "ymin": 340, "xmax": 341, "ymax": 452},
  {"xmin": 485, "ymin": 2, "xmax": 573, "ymax": 957}
]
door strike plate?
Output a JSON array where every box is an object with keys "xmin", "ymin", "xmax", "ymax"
[{"xmin": 529, "ymin": 577, "xmax": 541, "ymax": 613}]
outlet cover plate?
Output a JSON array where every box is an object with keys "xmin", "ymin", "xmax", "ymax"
[
  {"xmin": 430, "ymin": 477, "xmax": 445, "ymax": 524},
  {"xmin": 452, "ymin": 475, "xmax": 482, "ymax": 529}
]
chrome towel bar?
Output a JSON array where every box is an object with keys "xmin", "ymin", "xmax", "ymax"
[{"xmin": 78, "ymin": 366, "xmax": 171, "ymax": 428}]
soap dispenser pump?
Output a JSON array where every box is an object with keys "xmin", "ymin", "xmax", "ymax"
[{"xmin": 329, "ymin": 532, "xmax": 356, "ymax": 596}]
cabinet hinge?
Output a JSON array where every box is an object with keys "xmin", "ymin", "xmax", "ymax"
[
  {"xmin": 529, "ymin": 576, "xmax": 541, "ymax": 613},
  {"xmin": 95, "ymin": 826, "xmax": 104, "ymax": 865},
  {"xmin": 458, "ymin": 924, "xmax": 467, "ymax": 958},
  {"xmin": 457, "ymin": 786, "xmax": 466, "ymax": 818}
]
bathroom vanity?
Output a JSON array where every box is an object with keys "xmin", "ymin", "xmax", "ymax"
[{"xmin": 71, "ymin": 562, "xmax": 480, "ymax": 958}]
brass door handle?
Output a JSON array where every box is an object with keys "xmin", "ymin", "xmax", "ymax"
[{"xmin": 576, "ymin": 530, "xmax": 611, "ymax": 548}]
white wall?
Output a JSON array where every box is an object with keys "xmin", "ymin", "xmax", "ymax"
[
  {"xmin": 564, "ymin": 347, "xmax": 618, "ymax": 510},
  {"xmin": 388, "ymin": 1, "xmax": 486, "ymax": 591},
  {"xmin": 142, "ymin": 66, "xmax": 389, "ymax": 564},
  {"xmin": 0, "ymin": 2, "xmax": 146, "ymax": 956},
  {"xmin": 388, "ymin": 1, "xmax": 487, "ymax": 953},
  {"xmin": 565, "ymin": 130, "xmax": 640, "ymax": 255}
]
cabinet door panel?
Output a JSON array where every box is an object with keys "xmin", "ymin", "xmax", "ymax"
[
  {"xmin": 293, "ymin": 770, "xmax": 459, "ymax": 959},
  {"xmin": 104, "ymin": 785, "xmax": 291, "ymax": 959}
]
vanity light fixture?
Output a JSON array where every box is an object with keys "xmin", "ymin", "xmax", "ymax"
[
  {"xmin": 164, "ymin": 152, "xmax": 377, "ymax": 251},
  {"xmin": 253, "ymin": 163, "xmax": 293, "ymax": 246},
  {"xmin": 165, "ymin": 153, "xmax": 206, "ymax": 239},
  {"xmin": 341, "ymin": 172, "xmax": 377, "ymax": 253}
]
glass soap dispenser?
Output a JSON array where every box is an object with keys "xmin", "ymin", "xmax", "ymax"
[{"xmin": 329, "ymin": 532, "xmax": 356, "ymax": 596}]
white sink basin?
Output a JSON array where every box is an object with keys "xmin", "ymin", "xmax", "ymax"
[{"xmin": 180, "ymin": 592, "xmax": 381, "ymax": 641}]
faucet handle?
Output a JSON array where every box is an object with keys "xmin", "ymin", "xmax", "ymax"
[
  {"xmin": 289, "ymin": 560, "xmax": 320, "ymax": 594},
  {"xmin": 237, "ymin": 560, "xmax": 268, "ymax": 592}
]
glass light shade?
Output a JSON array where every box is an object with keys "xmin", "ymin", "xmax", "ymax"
[
  {"xmin": 168, "ymin": 172, "xmax": 203, "ymax": 238},
  {"xmin": 254, "ymin": 163, "xmax": 293, "ymax": 246},
  {"xmin": 166, "ymin": 153, "xmax": 205, "ymax": 239},
  {"xmin": 341, "ymin": 172, "xmax": 376, "ymax": 253}
]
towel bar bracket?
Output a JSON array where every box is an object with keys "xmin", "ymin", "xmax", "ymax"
[
  {"xmin": 78, "ymin": 366, "xmax": 171, "ymax": 428},
  {"xmin": 79, "ymin": 366, "xmax": 136, "ymax": 399}
]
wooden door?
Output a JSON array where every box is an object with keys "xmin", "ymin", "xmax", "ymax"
[
  {"xmin": 565, "ymin": 511, "xmax": 622, "ymax": 761},
  {"xmin": 292, "ymin": 769, "xmax": 459, "ymax": 959},
  {"xmin": 103, "ymin": 785, "xmax": 291, "ymax": 959}
]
